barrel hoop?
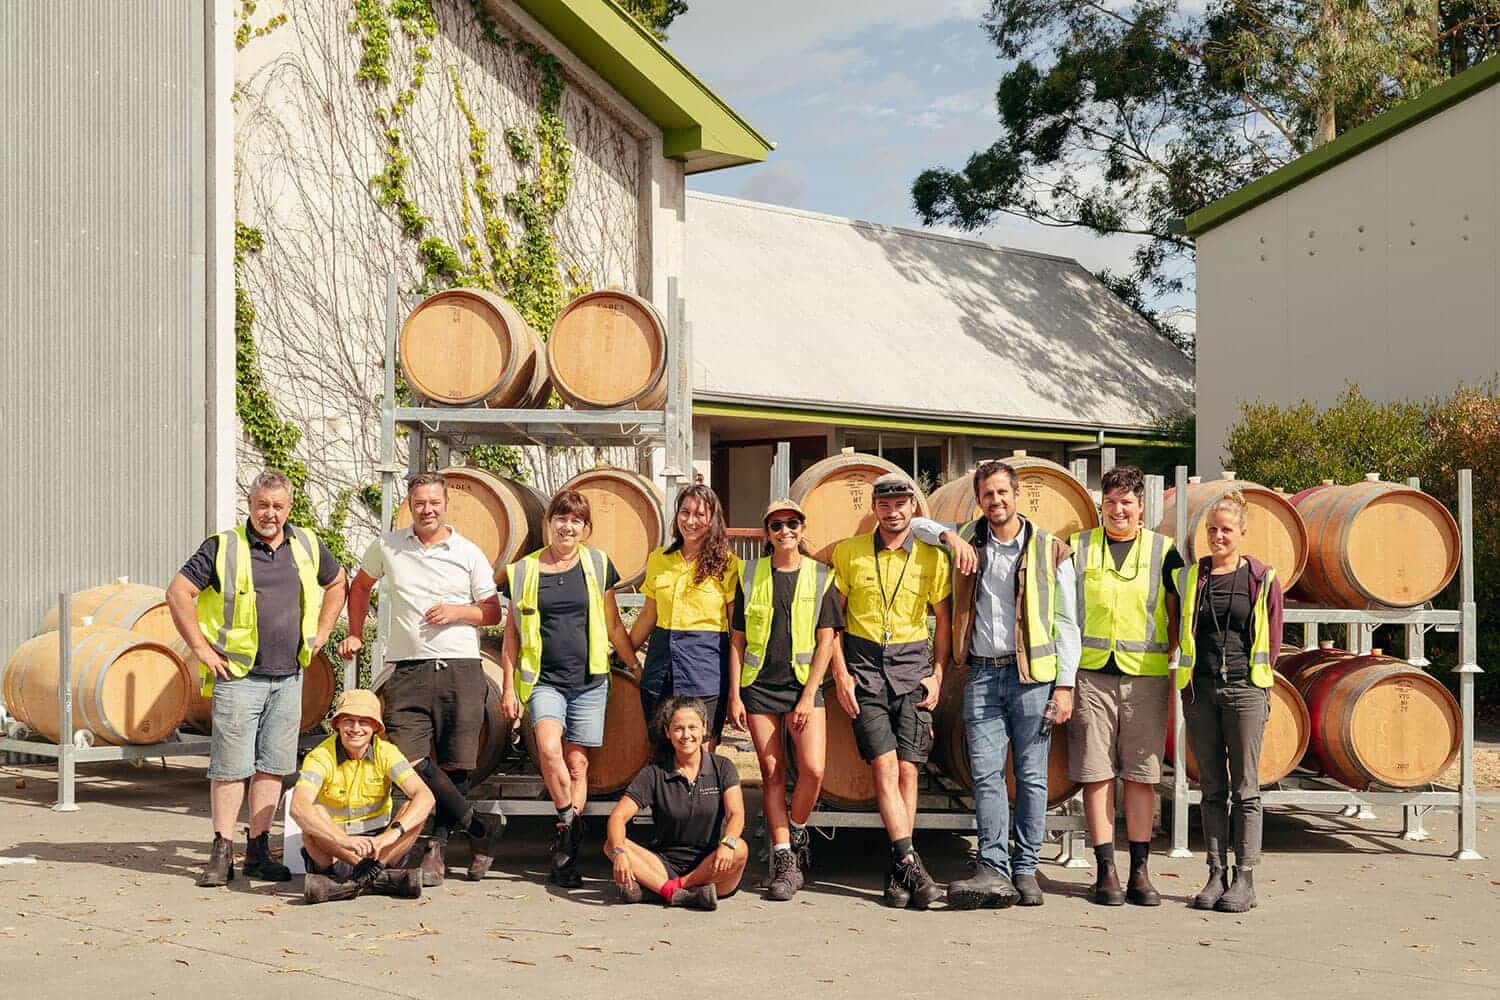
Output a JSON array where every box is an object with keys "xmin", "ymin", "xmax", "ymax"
[
  {"xmin": 1335, "ymin": 496, "xmax": 1380, "ymax": 606},
  {"xmin": 96, "ymin": 587, "xmax": 164, "ymax": 630},
  {"xmin": 87, "ymin": 630, "xmax": 137, "ymax": 744},
  {"xmin": 71, "ymin": 630, "xmax": 108, "ymax": 743}
]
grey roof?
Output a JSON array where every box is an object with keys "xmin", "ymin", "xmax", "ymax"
[{"xmin": 685, "ymin": 192, "xmax": 1193, "ymax": 432}]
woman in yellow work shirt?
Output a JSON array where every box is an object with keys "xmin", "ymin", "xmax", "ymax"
[{"xmin": 629, "ymin": 484, "xmax": 741, "ymax": 747}]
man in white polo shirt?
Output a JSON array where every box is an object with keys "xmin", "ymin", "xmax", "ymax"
[{"xmin": 341, "ymin": 472, "xmax": 505, "ymax": 887}]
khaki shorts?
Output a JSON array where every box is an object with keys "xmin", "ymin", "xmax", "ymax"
[{"xmin": 1068, "ymin": 670, "xmax": 1170, "ymax": 784}]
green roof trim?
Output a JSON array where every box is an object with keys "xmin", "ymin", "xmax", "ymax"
[
  {"xmin": 694, "ymin": 401, "xmax": 1177, "ymax": 447},
  {"xmin": 509, "ymin": 0, "xmax": 773, "ymax": 173},
  {"xmin": 1186, "ymin": 55, "xmax": 1500, "ymax": 236}
]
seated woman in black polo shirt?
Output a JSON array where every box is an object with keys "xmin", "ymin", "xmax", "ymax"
[{"xmin": 603, "ymin": 697, "xmax": 748, "ymax": 910}]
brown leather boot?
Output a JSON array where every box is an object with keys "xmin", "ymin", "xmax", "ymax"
[
  {"xmin": 467, "ymin": 812, "xmax": 506, "ymax": 882},
  {"xmin": 1126, "ymin": 863, "xmax": 1162, "ymax": 906},
  {"xmin": 367, "ymin": 867, "xmax": 423, "ymax": 899},
  {"xmin": 417, "ymin": 835, "xmax": 447, "ymax": 887},
  {"xmin": 1091, "ymin": 860, "xmax": 1125, "ymax": 906},
  {"xmin": 303, "ymin": 873, "xmax": 362, "ymax": 904},
  {"xmin": 196, "ymin": 834, "xmax": 234, "ymax": 888}
]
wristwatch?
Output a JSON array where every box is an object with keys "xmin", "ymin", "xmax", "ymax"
[
  {"xmin": 609, "ymin": 846, "xmax": 625, "ymax": 857},
  {"xmin": 721, "ymin": 836, "xmax": 739, "ymax": 849},
  {"xmin": 390, "ymin": 820, "xmax": 405, "ymax": 837}
]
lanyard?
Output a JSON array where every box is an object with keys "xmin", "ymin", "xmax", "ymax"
[
  {"xmin": 874, "ymin": 534, "xmax": 913, "ymax": 644},
  {"xmin": 1098, "ymin": 530, "xmax": 1144, "ymax": 580},
  {"xmin": 1207, "ymin": 559, "xmax": 1244, "ymax": 678}
]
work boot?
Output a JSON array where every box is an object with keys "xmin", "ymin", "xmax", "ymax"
[
  {"xmin": 417, "ymin": 835, "xmax": 447, "ymax": 887},
  {"xmin": 548, "ymin": 860, "xmax": 584, "ymax": 889},
  {"xmin": 614, "ymin": 879, "xmax": 644, "ymax": 904},
  {"xmin": 467, "ymin": 812, "xmax": 507, "ymax": 882},
  {"xmin": 1191, "ymin": 866, "xmax": 1230, "ymax": 910},
  {"xmin": 1214, "ymin": 867, "xmax": 1257, "ymax": 913},
  {"xmin": 550, "ymin": 816, "xmax": 581, "ymax": 870},
  {"xmin": 894, "ymin": 852, "xmax": 944, "ymax": 911},
  {"xmin": 302, "ymin": 873, "xmax": 362, "ymax": 904},
  {"xmin": 367, "ymin": 867, "xmax": 423, "ymax": 899},
  {"xmin": 1091, "ymin": 861, "xmax": 1125, "ymax": 906},
  {"xmin": 883, "ymin": 862, "xmax": 911, "ymax": 909},
  {"xmin": 196, "ymin": 834, "xmax": 235, "ymax": 888},
  {"xmin": 790, "ymin": 825, "xmax": 813, "ymax": 874},
  {"xmin": 1014, "ymin": 872, "xmax": 1044, "ymax": 907},
  {"xmin": 1126, "ymin": 864, "xmax": 1162, "ymax": 907},
  {"xmin": 765, "ymin": 847, "xmax": 803, "ymax": 902},
  {"xmin": 243, "ymin": 831, "xmax": 292, "ymax": 883},
  {"xmin": 668, "ymin": 883, "xmax": 718, "ymax": 911},
  {"xmin": 946, "ymin": 863, "xmax": 1019, "ymax": 910}
]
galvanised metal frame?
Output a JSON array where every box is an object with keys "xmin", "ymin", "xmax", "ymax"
[
  {"xmin": 0, "ymin": 592, "xmax": 212, "ymax": 811},
  {"xmin": 1158, "ymin": 466, "xmax": 1489, "ymax": 861}
]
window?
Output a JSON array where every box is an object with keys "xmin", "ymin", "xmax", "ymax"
[{"xmin": 839, "ymin": 430, "xmax": 947, "ymax": 493}]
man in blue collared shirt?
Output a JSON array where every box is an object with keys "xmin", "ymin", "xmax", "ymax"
[{"xmin": 913, "ymin": 460, "xmax": 1081, "ymax": 907}]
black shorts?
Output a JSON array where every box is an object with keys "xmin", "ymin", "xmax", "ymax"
[
  {"xmin": 653, "ymin": 844, "xmax": 715, "ymax": 879},
  {"xmin": 852, "ymin": 682, "xmax": 933, "ymax": 764},
  {"xmin": 381, "ymin": 658, "xmax": 485, "ymax": 769},
  {"xmin": 742, "ymin": 679, "xmax": 824, "ymax": 717}
]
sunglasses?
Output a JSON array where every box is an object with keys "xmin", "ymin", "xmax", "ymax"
[{"xmin": 766, "ymin": 517, "xmax": 803, "ymax": 532}]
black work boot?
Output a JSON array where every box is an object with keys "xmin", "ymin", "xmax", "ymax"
[
  {"xmin": 197, "ymin": 834, "xmax": 235, "ymax": 888},
  {"xmin": 883, "ymin": 861, "xmax": 911, "ymax": 908},
  {"xmin": 550, "ymin": 817, "xmax": 575, "ymax": 870},
  {"xmin": 1014, "ymin": 872, "xmax": 1044, "ymax": 906},
  {"xmin": 243, "ymin": 831, "xmax": 292, "ymax": 882},
  {"xmin": 790, "ymin": 825, "xmax": 813, "ymax": 874},
  {"xmin": 766, "ymin": 847, "xmax": 804, "ymax": 902},
  {"xmin": 895, "ymin": 852, "xmax": 944, "ymax": 911},
  {"xmin": 303, "ymin": 873, "xmax": 362, "ymax": 904},
  {"xmin": 1214, "ymin": 866, "xmax": 1257, "ymax": 912},
  {"xmin": 367, "ymin": 867, "xmax": 423, "ymax": 899},
  {"xmin": 549, "ymin": 860, "xmax": 584, "ymax": 889},
  {"xmin": 946, "ymin": 863, "xmax": 1019, "ymax": 910},
  {"xmin": 467, "ymin": 812, "xmax": 507, "ymax": 882},
  {"xmin": 417, "ymin": 834, "xmax": 447, "ymax": 887},
  {"xmin": 668, "ymin": 883, "xmax": 718, "ymax": 911},
  {"xmin": 1191, "ymin": 866, "xmax": 1230, "ymax": 910},
  {"xmin": 1091, "ymin": 861, "xmax": 1126, "ymax": 906}
]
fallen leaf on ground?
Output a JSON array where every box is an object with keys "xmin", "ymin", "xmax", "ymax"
[
  {"xmin": 555, "ymin": 954, "xmax": 574, "ymax": 962},
  {"xmin": 577, "ymin": 945, "xmax": 604, "ymax": 952},
  {"xmin": 382, "ymin": 924, "xmax": 439, "ymax": 940},
  {"xmin": 255, "ymin": 906, "xmax": 277, "ymax": 916},
  {"xmin": 174, "ymin": 959, "xmax": 189, "ymax": 966},
  {"xmin": 427, "ymin": 954, "xmax": 438, "ymax": 965},
  {"xmin": 1198, "ymin": 940, "xmax": 1212, "ymax": 946},
  {"xmin": 507, "ymin": 959, "xmax": 536, "ymax": 967}
]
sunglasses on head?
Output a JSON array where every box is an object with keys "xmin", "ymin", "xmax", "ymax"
[{"xmin": 767, "ymin": 517, "xmax": 803, "ymax": 532}]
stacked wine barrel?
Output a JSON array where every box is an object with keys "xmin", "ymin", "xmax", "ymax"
[
  {"xmin": 397, "ymin": 287, "xmax": 670, "ymax": 412},
  {"xmin": 788, "ymin": 449, "xmax": 932, "ymax": 562},
  {"xmin": 925, "ymin": 451, "xmax": 1099, "ymax": 539},
  {"xmin": 1156, "ymin": 473, "xmax": 1308, "ymax": 589}
]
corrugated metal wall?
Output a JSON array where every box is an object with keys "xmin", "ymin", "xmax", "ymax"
[{"xmin": 0, "ymin": 4, "xmax": 208, "ymax": 661}]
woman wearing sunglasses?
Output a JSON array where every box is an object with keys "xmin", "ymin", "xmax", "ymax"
[{"xmin": 728, "ymin": 499, "xmax": 844, "ymax": 901}]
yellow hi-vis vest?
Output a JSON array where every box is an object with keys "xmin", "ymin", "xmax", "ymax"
[
  {"xmin": 505, "ymin": 546, "xmax": 610, "ymax": 706},
  {"xmin": 1069, "ymin": 527, "xmax": 1173, "ymax": 676},
  {"xmin": 1173, "ymin": 561, "xmax": 1275, "ymax": 690},
  {"xmin": 956, "ymin": 519, "xmax": 1061, "ymax": 681},
  {"xmin": 738, "ymin": 556, "xmax": 831, "ymax": 687},
  {"xmin": 195, "ymin": 524, "xmax": 323, "ymax": 697}
]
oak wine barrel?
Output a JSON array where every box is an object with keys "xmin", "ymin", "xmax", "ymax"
[
  {"xmin": 788, "ymin": 450, "xmax": 931, "ymax": 563},
  {"xmin": 926, "ymin": 452, "xmax": 1100, "ymax": 540},
  {"xmin": 399, "ymin": 288, "xmax": 539, "ymax": 407},
  {"xmin": 1165, "ymin": 672, "xmax": 1311, "ymax": 786},
  {"xmin": 472, "ymin": 639, "xmax": 517, "ymax": 783},
  {"xmin": 931, "ymin": 661, "xmax": 1078, "ymax": 806},
  {"xmin": 3, "ymin": 626, "xmax": 189, "ymax": 744},
  {"xmin": 1293, "ymin": 651, "xmax": 1460, "ymax": 789},
  {"xmin": 547, "ymin": 290, "xmax": 668, "ymax": 410},
  {"xmin": 818, "ymin": 675, "xmax": 878, "ymax": 808},
  {"xmin": 182, "ymin": 649, "xmax": 339, "ymax": 735},
  {"xmin": 554, "ymin": 466, "xmax": 666, "ymax": 588},
  {"xmin": 1156, "ymin": 475, "xmax": 1308, "ymax": 590},
  {"xmin": 1290, "ymin": 478, "xmax": 1460, "ymax": 608},
  {"xmin": 395, "ymin": 466, "xmax": 547, "ymax": 576},
  {"xmin": 520, "ymin": 666, "xmax": 650, "ymax": 795}
]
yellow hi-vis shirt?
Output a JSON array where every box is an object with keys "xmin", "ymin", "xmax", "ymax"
[
  {"xmin": 296, "ymin": 734, "xmax": 414, "ymax": 834},
  {"xmin": 831, "ymin": 530, "xmax": 950, "ymax": 694}
]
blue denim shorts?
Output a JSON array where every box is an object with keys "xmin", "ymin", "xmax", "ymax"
[
  {"xmin": 206, "ymin": 672, "xmax": 303, "ymax": 781},
  {"xmin": 528, "ymin": 680, "xmax": 608, "ymax": 748}
]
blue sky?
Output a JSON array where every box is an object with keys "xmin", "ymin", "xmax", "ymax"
[{"xmin": 666, "ymin": 1, "xmax": 1154, "ymax": 291}]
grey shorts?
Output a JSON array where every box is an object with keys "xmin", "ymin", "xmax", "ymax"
[
  {"xmin": 1067, "ymin": 669, "xmax": 1170, "ymax": 784},
  {"xmin": 207, "ymin": 672, "xmax": 303, "ymax": 781}
]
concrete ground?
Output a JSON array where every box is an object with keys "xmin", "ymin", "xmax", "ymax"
[{"xmin": 1, "ymin": 757, "xmax": 1497, "ymax": 1000}]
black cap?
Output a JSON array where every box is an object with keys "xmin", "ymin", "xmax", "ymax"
[{"xmin": 871, "ymin": 472, "xmax": 916, "ymax": 498}]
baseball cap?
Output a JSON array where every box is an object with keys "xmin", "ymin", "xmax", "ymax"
[
  {"xmin": 871, "ymin": 472, "xmax": 917, "ymax": 498},
  {"xmin": 763, "ymin": 497, "xmax": 806, "ymax": 523}
]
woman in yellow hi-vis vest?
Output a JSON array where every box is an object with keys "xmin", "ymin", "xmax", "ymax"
[
  {"xmin": 727, "ymin": 499, "xmax": 844, "ymax": 902},
  {"xmin": 1174, "ymin": 491, "xmax": 1283, "ymax": 914},
  {"xmin": 1067, "ymin": 466, "xmax": 1183, "ymax": 908},
  {"xmin": 499, "ymin": 490, "xmax": 636, "ymax": 888}
]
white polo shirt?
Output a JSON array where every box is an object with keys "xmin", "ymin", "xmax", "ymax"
[{"xmin": 359, "ymin": 526, "xmax": 497, "ymax": 661}]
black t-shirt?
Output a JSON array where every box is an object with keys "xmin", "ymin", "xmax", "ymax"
[
  {"xmin": 1193, "ymin": 562, "xmax": 1254, "ymax": 680},
  {"xmin": 1097, "ymin": 533, "xmax": 1184, "ymax": 676},
  {"xmin": 625, "ymin": 751, "xmax": 741, "ymax": 854},
  {"xmin": 179, "ymin": 524, "xmax": 341, "ymax": 677},
  {"xmin": 499, "ymin": 557, "xmax": 622, "ymax": 692},
  {"xmin": 732, "ymin": 568, "xmax": 845, "ymax": 692}
]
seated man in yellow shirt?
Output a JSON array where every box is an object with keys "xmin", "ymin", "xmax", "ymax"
[{"xmin": 291, "ymin": 690, "xmax": 435, "ymax": 903}]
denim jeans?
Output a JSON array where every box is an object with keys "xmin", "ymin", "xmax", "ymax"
[
  {"xmin": 206, "ymin": 672, "xmax": 303, "ymax": 781},
  {"xmin": 964, "ymin": 661, "xmax": 1053, "ymax": 876}
]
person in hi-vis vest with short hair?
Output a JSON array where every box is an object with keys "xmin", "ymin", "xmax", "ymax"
[
  {"xmin": 1174, "ymin": 490, "xmax": 1283, "ymax": 914},
  {"xmin": 166, "ymin": 469, "xmax": 347, "ymax": 890},
  {"xmin": 1066, "ymin": 465, "xmax": 1182, "ymax": 908},
  {"xmin": 499, "ymin": 489, "xmax": 636, "ymax": 889},
  {"xmin": 728, "ymin": 498, "xmax": 844, "ymax": 902}
]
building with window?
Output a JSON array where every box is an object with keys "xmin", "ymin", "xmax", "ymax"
[{"xmin": 685, "ymin": 193, "xmax": 1195, "ymax": 526}]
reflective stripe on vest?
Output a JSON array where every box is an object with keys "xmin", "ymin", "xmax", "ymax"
[
  {"xmin": 738, "ymin": 556, "xmax": 830, "ymax": 688},
  {"xmin": 507, "ymin": 546, "xmax": 611, "ymax": 706},
  {"xmin": 194, "ymin": 524, "xmax": 323, "ymax": 697},
  {"xmin": 1172, "ymin": 562, "xmax": 1275, "ymax": 689},
  {"xmin": 957, "ymin": 519, "xmax": 1061, "ymax": 680},
  {"xmin": 1069, "ymin": 527, "xmax": 1172, "ymax": 676}
]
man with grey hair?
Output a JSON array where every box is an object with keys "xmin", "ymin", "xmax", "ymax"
[{"xmin": 166, "ymin": 469, "xmax": 347, "ymax": 888}]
